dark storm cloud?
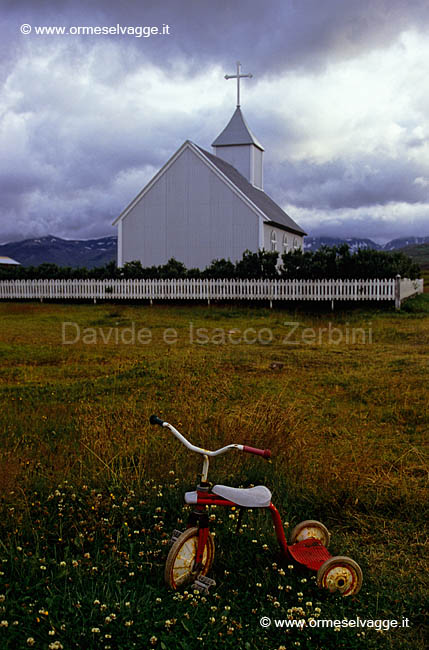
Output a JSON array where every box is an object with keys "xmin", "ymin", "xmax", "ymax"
[
  {"xmin": 5, "ymin": 0, "xmax": 429, "ymax": 75},
  {"xmin": 267, "ymin": 155, "xmax": 429, "ymax": 210},
  {"xmin": 2, "ymin": 0, "xmax": 429, "ymax": 241}
]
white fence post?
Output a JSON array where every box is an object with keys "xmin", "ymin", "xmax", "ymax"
[{"xmin": 395, "ymin": 274, "xmax": 401, "ymax": 311}]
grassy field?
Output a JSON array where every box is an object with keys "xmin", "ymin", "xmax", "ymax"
[{"xmin": 0, "ymin": 298, "xmax": 428, "ymax": 649}]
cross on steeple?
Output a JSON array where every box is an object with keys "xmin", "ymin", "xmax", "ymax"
[{"xmin": 225, "ymin": 61, "xmax": 253, "ymax": 108}]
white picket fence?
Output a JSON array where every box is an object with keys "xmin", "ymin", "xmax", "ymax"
[{"xmin": 0, "ymin": 277, "xmax": 423, "ymax": 307}]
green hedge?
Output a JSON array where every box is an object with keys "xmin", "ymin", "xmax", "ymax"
[{"xmin": 0, "ymin": 245, "xmax": 420, "ymax": 281}]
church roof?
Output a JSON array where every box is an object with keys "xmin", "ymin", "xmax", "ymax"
[
  {"xmin": 211, "ymin": 107, "xmax": 264, "ymax": 151},
  {"xmin": 196, "ymin": 145, "xmax": 306, "ymax": 236},
  {"xmin": 114, "ymin": 140, "xmax": 306, "ymax": 237}
]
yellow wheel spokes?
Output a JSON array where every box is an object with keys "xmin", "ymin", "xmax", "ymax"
[{"xmin": 171, "ymin": 535, "xmax": 209, "ymax": 586}]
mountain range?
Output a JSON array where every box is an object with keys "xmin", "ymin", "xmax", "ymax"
[
  {"xmin": 303, "ymin": 235, "xmax": 429, "ymax": 252},
  {"xmin": 1, "ymin": 234, "xmax": 429, "ymax": 268},
  {"xmin": 0, "ymin": 235, "xmax": 117, "ymax": 268}
]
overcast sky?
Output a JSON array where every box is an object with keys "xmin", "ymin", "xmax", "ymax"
[{"xmin": 1, "ymin": 0, "xmax": 429, "ymax": 244}]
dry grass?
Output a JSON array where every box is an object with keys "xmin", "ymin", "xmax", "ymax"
[
  {"xmin": 1, "ymin": 301, "xmax": 427, "ymax": 501},
  {"xmin": 0, "ymin": 300, "xmax": 428, "ymax": 648}
]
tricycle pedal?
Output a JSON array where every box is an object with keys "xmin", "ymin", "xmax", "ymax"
[
  {"xmin": 170, "ymin": 529, "xmax": 183, "ymax": 545},
  {"xmin": 191, "ymin": 575, "xmax": 216, "ymax": 594}
]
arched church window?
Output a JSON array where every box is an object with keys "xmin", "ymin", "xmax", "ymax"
[
  {"xmin": 270, "ymin": 230, "xmax": 277, "ymax": 252},
  {"xmin": 293, "ymin": 237, "xmax": 299, "ymax": 250},
  {"xmin": 283, "ymin": 234, "xmax": 288, "ymax": 254}
]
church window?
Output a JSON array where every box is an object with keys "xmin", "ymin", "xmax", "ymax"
[
  {"xmin": 270, "ymin": 230, "xmax": 277, "ymax": 251},
  {"xmin": 293, "ymin": 237, "xmax": 299, "ymax": 250},
  {"xmin": 283, "ymin": 234, "xmax": 288, "ymax": 254}
]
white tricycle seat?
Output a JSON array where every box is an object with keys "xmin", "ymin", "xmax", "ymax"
[
  {"xmin": 184, "ymin": 485, "xmax": 272, "ymax": 508},
  {"xmin": 212, "ymin": 485, "xmax": 272, "ymax": 508}
]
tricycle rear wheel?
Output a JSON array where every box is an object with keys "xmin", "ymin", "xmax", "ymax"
[
  {"xmin": 290, "ymin": 520, "xmax": 330, "ymax": 548},
  {"xmin": 317, "ymin": 555, "xmax": 363, "ymax": 597}
]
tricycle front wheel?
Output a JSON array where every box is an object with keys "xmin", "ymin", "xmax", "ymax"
[{"xmin": 165, "ymin": 527, "xmax": 215, "ymax": 589}]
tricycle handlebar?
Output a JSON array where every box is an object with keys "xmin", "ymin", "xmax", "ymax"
[
  {"xmin": 243, "ymin": 445, "xmax": 271, "ymax": 460},
  {"xmin": 149, "ymin": 414, "xmax": 165, "ymax": 426},
  {"xmin": 149, "ymin": 415, "xmax": 271, "ymax": 460}
]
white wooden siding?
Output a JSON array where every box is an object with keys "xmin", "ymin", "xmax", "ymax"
[
  {"xmin": 263, "ymin": 224, "xmax": 304, "ymax": 254},
  {"xmin": 213, "ymin": 144, "xmax": 252, "ymax": 185},
  {"xmin": 213, "ymin": 145, "xmax": 263, "ymax": 189},
  {"xmin": 121, "ymin": 147, "xmax": 260, "ymax": 269},
  {"xmin": 252, "ymin": 147, "xmax": 263, "ymax": 189}
]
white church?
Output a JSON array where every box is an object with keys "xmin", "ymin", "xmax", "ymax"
[{"xmin": 114, "ymin": 63, "xmax": 306, "ymax": 270}]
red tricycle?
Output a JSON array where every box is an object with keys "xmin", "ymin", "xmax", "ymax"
[{"xmin": 149, "ymin": 415, "xmax": 363, "ymax": 597}]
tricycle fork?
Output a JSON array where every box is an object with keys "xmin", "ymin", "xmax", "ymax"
[
  {"xmin": 187, "ymin": 506, "xmax": 210, "ymax": 571},
  {"xmin": 268, "ymin": 503, "xmax": 289, "ymax": 556}
]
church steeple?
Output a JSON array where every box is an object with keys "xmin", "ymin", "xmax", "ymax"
[
  {"xmin": 212, "ymin": 107, "xmax": 264, "ymax": 150},
  {"xmin": 212, "ymin": 62, "xmax": 264, "ymax": 190}
]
